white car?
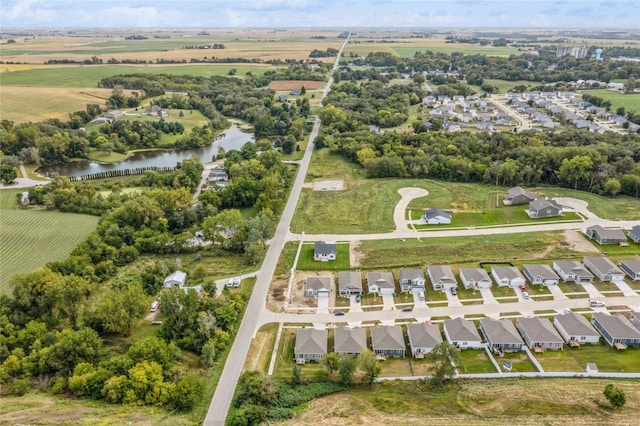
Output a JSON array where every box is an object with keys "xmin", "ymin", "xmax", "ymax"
[
  {"xmin": 590, "ymin": 301, "xmax": 605, "ymax": 307},
  {"xmin": 522, "ymin": 291, "xmax": 529, "ymax": 299}
]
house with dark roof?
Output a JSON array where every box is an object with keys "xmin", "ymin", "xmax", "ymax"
[
  {"xmin": 407, "ymin": 323, "xmax": 442, "ymax": 358},
  {"xmin": 423, "ymin": 208, "xmax": 452, "ymax": 224},
  {"xmin": 366, "ymin": 271, "xmax": 395, "ymax": 296},
  {"xmin": 504, "ymin": 186, "xmax": 536, "ymax": 206},
  {"xmin": 304, "ymin": 276, "xmax": 331, "ymax": 298},
  {"xmin": 628, "ymin": 225, "xmax": 640, "ymax": 244},
  {"xmin": 585, "ymin": 225, "xmax": 627, "ymax": 245},
  {"xmin": 527, "ymin": 199, "xmax": 562, "ymax": 218},
  {"xmin": 295, "ymin": 328, "xmax": 327, "ymax": 362},
  {"xmin": 516, "ymin": 317, "xmax": 564, "ymax": 351},
  {"xmin": 338, "ymin": 271, "xmax": 363, "ymax": 297},
  {"xmin": 553, "ymin": 312, "xmax": 600, "ymax": 345},
  {"xmin": 583, "ymin": 256, "xmax": 625, "ymax": 282},
  {"xmin": 371, "ymin": 326, "xmax": 406, "ymax": 358},
  {"xmin": 591, "ymin": 312, "xmax": 640, "ymax": 348},
  {"xmin": 480, "ymin": 318, "xmax": 524, "ymax": 353},
  {"xmin": 522, "ymin": 264, "xmax": 560, "ymax": 286},
  {"xmin": 428, "ymin": 265, "xmax": 458, "ymax": 291},
  {"xmin": 399, "ymin": 268, "xmax": 425, "ymax": 292},
  {"xmin": 443, "ymin": 318, "xmax": 483, "ymax": 349},
  {"xmin": 552, "ymin": 260, "xmax": 594, "ymax": 283},
  {"xmin": 620, "ymin": 259, "xmax": 640, "ymax": 281},
  {"xmin": 334, "ymin": 327, "xmax": 367, "ymax": 357},
  {"xmin": 491, "ymin": 266, "xmax": 525, "ymax": 288},
  {"xmin": 313, "ymin": 241, "xmax": 336, "ymax": 261},
  {"xmin": 459, "ymin": 268, "xmax": 492, "ymax": 289}
]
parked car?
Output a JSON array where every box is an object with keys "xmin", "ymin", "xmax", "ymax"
[
  {"xmin": 402, "ymin": 307, "xmax": 413, "ymax": 312},
  {"xmin": 334, "ymin": 311, "xmax": 345, "ymax": 316},
  {"xmin": 150, "ymin": 301, "xmax": 159, "ymax": 313},
  {"xmin": 519, "ymin": 284, "xmax": 526, "ymax": 292},
  {"xmin": 522, "ymin": 291, "xmax": 530, "ymax": 299},
  {"xmin": 355, "ymin": 295, "xmax": 361, "ymax": 303},
  {"xmin": 590, "ymin": 301, "xmax": 605, "ymax": 307},
  {"xmin": 419, "ymin": 292, "xmax": 425, "ymax": 301},
  {"xmin": 450, "ymin": 288, "xmax": 457, "ymax": 296}
]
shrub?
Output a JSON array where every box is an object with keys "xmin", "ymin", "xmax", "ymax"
[
  {"xmin": 267, "ymin": 406, "xmax": 294, "ymax": 419},
  {"xmin": 8, "ymin": 378, "xmax": 31, "ymax": 396}
]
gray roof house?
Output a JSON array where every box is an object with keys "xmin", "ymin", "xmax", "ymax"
[
  {"xmin": 591, "ymin": 312, "xmax": 640, "ymax": 348},
  {"xmin": 164, "ymin": 270, "xmax": 187, "ymax": 288},
  {"xmin": 407, "ymin": 323, "xmax": 443, "ymax": 358},
  {"xmin": 338, "ymin": 271, "xmax": 363, "ymax": 297},
  {"xmin": 366, "ymin": 271, "xmax": 395, "ymax": 296},
  {"xmin": 522, "ymin": 264, "xmax": 560, "ymax": 286},
  {"xmin": 399, "ymin": 268, "xmax": 426, "ymax": 292},
  {"xmin": 585, "ymin": 225, "xmax": 627, "ymax": 245},
  {"xmin": 527, "ymin": 199, "xmax": 562, "ymax": 218},
  {"xmin": 459, "ymin": 268, "xmax": 492, "ymax": 289},
  {"xmin": 628, "ymin": 225, "xmax": 640, "ymax": 244},
  {"xmin": 553, "ymin": 312, "xmax": 600, "ymax": 345},
  {"xmin": 552, "ymin": 260, "xmax": 594, "ymax": 283},
  {"xmin": 304, "ymin": 276, "xmax": 331, "ymax": 298},
  {"xmin": 620, "ymin": 259, "xmax": 640, "ymax": 281},
  {"xmin": 516, "ymin": 317, "xmax": 564, "ymax": 351},
  {"xmin": 295, "ymin": 328, "xmax": 327, "ymax": 362},
  {"xmin": 491, "ymin": 266, "xmax": 526, "ymax": 288},
  {"xmin": 504, "ymin": 186, "xmax": 536, "ymax": 205},
  {"xmin": 630, "ymin": 311, "xmax": 640, "ymax": 331},
  {"xmin": 371, "ymin": 326, "xmax": 406, "ymax": 358},
  {"xmin": 313, "ymin": 241, "xmax": 337, "ymax": 261},
  {"xmin": 428, "ymin": 265, "xmax": 458, "ymax": 291},
  {"xmin": 480, "ymin": 318, "xmax": 524, "ymax": 353},
  {"xmin": 443, "ymin": 318, "xmax": 484, "ymax": 349},
  {"xmin": 583, "ymin": 256, "xmax": 625, "ymax": 282},
  {"xmin": 423, "ymin": 208, "xmax": 452, "ymax": 224},
  {"xmin": 333, "ymin": 326, "xmax": 367, "ymax": 357}
]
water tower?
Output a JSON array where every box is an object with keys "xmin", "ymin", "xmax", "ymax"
[{"xmin": 595, "ymin": 48, "xmax": 602, "ymax": 60}]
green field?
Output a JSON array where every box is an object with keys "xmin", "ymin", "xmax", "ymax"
[
  {"xmin": 342, "ymin": 41, "xmax": 519, "ymax": 58},
  {"xmin": 0, "ymin": 64, "xmax": 270, "ymax": 88},
  {"xmin": 457, "ymin": 349, "xmax": 497, "ymax": 374},
  {"xmin": 535, "ymin": 345, "xmax": 640, "ymax": 373},
  {"xmin": 0, "ymin": 189, "xmax": 99, "ymax": 293},
  {"xmin": 583, "ymin": 89, "xmax": 640, "ymax": 113},
  {"xmin": 533, "ymin": 187, "xmax": 640, "ymax": 220}
]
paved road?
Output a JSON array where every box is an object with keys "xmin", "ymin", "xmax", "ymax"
[
  {"xmin": 203, "ymin": 33, "xmax": 350, "ymax": 426},
  {"xmin": 490, "ymin": 95, "xmax": 532, "ymax": 132},
  {"xmin": 0, "ymin": 164, "xmax": 50, "ymax": 190}
]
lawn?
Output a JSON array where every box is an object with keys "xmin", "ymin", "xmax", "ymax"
[
  {"xmin": 296, "ymin": 242, "xmax": 351, "ymax": 271},
  {"xmin": 87, "ymin": 148, "xmax": 128, "ymax": 163},
  {"xmin": 273, "ymin": 328, "xmax": 328, "ymax": 380},
  {"xmin": 415, "ymin": 208, "xmax": 582, "ymax": 228},
  {"xmin": 533, "ymin": 187, "xmax": 640, "ymax": 221},
  {"xmin": 499, "ymin": 351, "xmax": 538, "ymax": 373},
  {"xmin": 243, "ymin": 323, "xmax": 279, "ymax": 374},
  {"xmin": 535, "ymin": 345, "xmax": 640, "ymax": 373},
  {"xmin": 0, "ymin": 189, "xmax": 99, "ymax": 292},
  {"xmin": 583, "ymin": 90, "xmax": 640, "ymax": 114},
  {"xmin": 457, "ymin": 349, "xmax": 497, "ymax": 374}
]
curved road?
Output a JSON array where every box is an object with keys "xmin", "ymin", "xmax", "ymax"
[{"xmin": 203, "ymin": 33, "xmax": 350, "ymax": 426}]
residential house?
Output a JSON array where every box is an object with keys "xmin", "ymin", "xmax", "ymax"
[
  {"xmin": 163, "ymin": 270, "xmax": 187, "ymax": 288},
  {"xmin": 338, "ymin": 271, "xmax": 363, "ymax": 297},
  {"xmin": 491, "ymin": 266, "xmax": 525, "ymax": 288},
  {"xmin": 628, "ymin": 225, "xmax": 640, "ymax": 243},
  {"xmin": 522, "ymin": 264, "xmax": 560, "ymax": 286},
  {"xmin": 480, "ymin": 318, "xmax": 525, "ymax": 353},
  {"xmin": 407, "ymin": 323, "xmax": 442, "ymax": 358},
  {"xmin": 620, "ymin": 259, "xmax": 640, "ymax": 281},
  {"xmin": 423, "ymin": 208, "xmax": 452, "ymax": 224},
  {"xmin": 428, "ymin": 265, "xmax": 458, "ymax": 291},
  {"xmin": 553, "ymin": 312, "xmax": 601, "ymax": 345},
  {"xmin": 591, "ymin": 312, "xmax": 640, "ymax": 348},
  {"xmin": 333, "ymin": 327, "xmax": 367, "ymax": 357},
  {"xmin": 585, "ymin": 225, "xmax": 627, "ymax": 245},
  {"xmin": 503, "ymin": 186, "xmax": 536, "ymax": 206},
  {"xmin": 207, "ymin": 167, "xmax": 228, "ymax": 183},
  {"xmin": 295, "ymin": 328, "xmax": 327, "ymax": 362},
  {"xmin": 630, "ymin": 311, "xmax": 640, "ymax": 331},
  {"xmin": 103, "ymin": 110, "xmax": 123, "ymax": 120},
  {"xmin": 313, "ymin": 241, "xmax": 337, "ymax": 261},
  {"xmin": 527, "ymin": 199, "xmax": 562, "ymax": 218},
  {"xmin": 304, "ymin": 276, "xmax": 331, "ymax": 298},
  {"xmin": 366, "ymin": 271, "xmax": 395, "ymax": 295},
  {"xmin": 277, "ymin": 94, "xmax": 288, "ymax": 102},
  {"xmin": 443, "ymin": 121, "xmax": 461, "ymax": 132},
  {"xmin": 553, "ymin": 260, "xmax": 594, "ymax": 283},
  {"xmin": 399, "ymin": 268, "xmax": 426, "ymax": 293},
  {"xmin": 371, "ymin": 326, "xmax": 406, "ymax": 358},
  {"xmin": 290, "ymin": 89, "xmax": 301, "ymax": 96},
  {"xmin": 516, "ymin": 317, "xmax": 564, "ymax": 351},
  {"xmin": 443, "ymin": 318, "xmax": 484, "ymax": 349},
  {"xmin": 459, "ymin": 268, "xmax": 492, "ymax": 289},
  {"xmin": 476, "ymin": 122, "xmax": 495, "ymax": 131},
  {"xmin": 145, "ymin": 105, "xmax": 168, "ymax": 117},
  {"xmin": 583, "ymin": 256, "xmax": 625, "ymax": 282}
]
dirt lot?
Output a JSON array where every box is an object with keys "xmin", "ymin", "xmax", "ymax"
[
  {"xmin": 269, "ymin": 271, "xmax": 337, "ymax": 312},
  {"xmin": 350, "ymin": 240, "xmax": 364, "ymax": 268},
  {"xmin": 562, "ymin": 230, "xmax": 599, "ymax": 253},
  {"xmin": 269, "ymin": 80, "xmax": 324, "ymax": 90}
]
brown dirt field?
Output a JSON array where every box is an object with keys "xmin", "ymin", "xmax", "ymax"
[
  {"xmin": 563, "ymin": 230, "xmax": 599, "ymax": 253},
  {"xmin": 269, "ymin": 80, "xmax": 325, "ymax": 90},
  {"xmin": 350, "ymin": 240, "xmax": 365, "ymax": 268}
]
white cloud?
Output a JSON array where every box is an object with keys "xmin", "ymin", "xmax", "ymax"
[{"xmin": 3, "ymin": 0, "xmax": 58, "ymax": 25}]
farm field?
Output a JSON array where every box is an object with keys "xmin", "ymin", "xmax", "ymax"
[
  {"xmin": 582, "ymin": 89, "xmax": 640, "ymax": 114},
  {"xmin": 0, "ymin": 189, "xmax": 99, "ymax": 292},
  {"xmin": 342, "ymin": 37, "xmax": 520, "ymax": 58},
  {"xmin": 279, "ymin": 378, "xmax": 640, "ymax": 425}
]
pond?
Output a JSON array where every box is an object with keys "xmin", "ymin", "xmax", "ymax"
[{"xmin": 39, "ymin": 125, "xmax": 254, "ymax": 177}]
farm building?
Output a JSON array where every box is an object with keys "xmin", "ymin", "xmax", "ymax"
[{"xmin": 163, "ymin": 270, "xmax": 187, "ymax": 288}]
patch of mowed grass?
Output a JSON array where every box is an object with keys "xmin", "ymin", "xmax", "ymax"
[
  {"xmin": 584, "ymin": 90, "xmax": 640, "ymax": 113},
  {"xmin": 296, "ymin": 243, "xmax": 350, "ymax": 271},
  {"xmin": 244, "ymin": 323, "xmax": 279, "ymax": 373},
  {"xmin": 87, "ymin": 148, "xmax": 128, "ymax": 163},
  {"xmin": 535, "ymin": 345, "xmax": 640, "ymax": 373},
  {"xmin": 534, "ymin": 187, "xmax": 640, "ymax": 220},
  {"xmin": 457, "ymin": 349, "xmax": 497, "ymax": 374},
  {"xmin": 273, "ymin": 328, "xmax": 327, "ymax": 380},
  {"xmin": 358, "ymin": 231, "xmax": 573, "ymax": 270},
  {"xmin": 500, "ymin": 350, "xmax": 538, "ymax": 373}
]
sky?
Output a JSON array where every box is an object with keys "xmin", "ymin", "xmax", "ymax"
[{"xmin": 1, "ymin": 0, "xmax": 639, "ymax": 29}]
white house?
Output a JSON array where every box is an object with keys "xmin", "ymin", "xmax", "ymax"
[
  {"xmin": 522, "ymin": 264, "xmax": 560, "ymax": 286},
  {"xmin": 366, "ymin": 271, "xmax": 395, "ymax": 296},
  {"xmin": 459, "ymin": 268, "xmax": 492, "ymax": 289},
  {"xmin": 428, "ymin": 265, "xmax": 458, "ymax": 291},
  {"xmin": 313, "ymin": 241, "xmax": 337, "ymax": 262},
  {"xmin": 163, "ymin": 270, "xmax": 187, "ymax": 288},
  {"xmin": 399, "ymin": 268, "xmax": 425, "ymax": 292},
  {"xmin": 583, "ymin": 256, "xmax": 625, "ymax": 282},
  {"xmin": 422, "ymin": 208, "xmax": 452, "ymax": 225},
  {"xmin": 553, "ymin": 312, "xmax": 600, "ymax": 345},
  {"xmin": 491, "ymin": 266, "xmax": 525, "ymax": 288}
]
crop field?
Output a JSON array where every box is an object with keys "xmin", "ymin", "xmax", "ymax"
[
  {"xmin": 583, "ymin": 89, "xmax": 640, "ymax": 113},
  {"xmin": 0, "ymin": 189, "xmax": 99, "ymax": 292}
]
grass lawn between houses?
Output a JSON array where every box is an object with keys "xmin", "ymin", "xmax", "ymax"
[
  {"xmin": 296, "ymin": 242, "xmax": 351, "ymax": 271},
  {"xmin": 535, "ymin": 345, "xmax": 640, "ymax": 373},
  {"xmin": 457, "ymin": 349, "xmax": 497, "ymax": 374}
]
